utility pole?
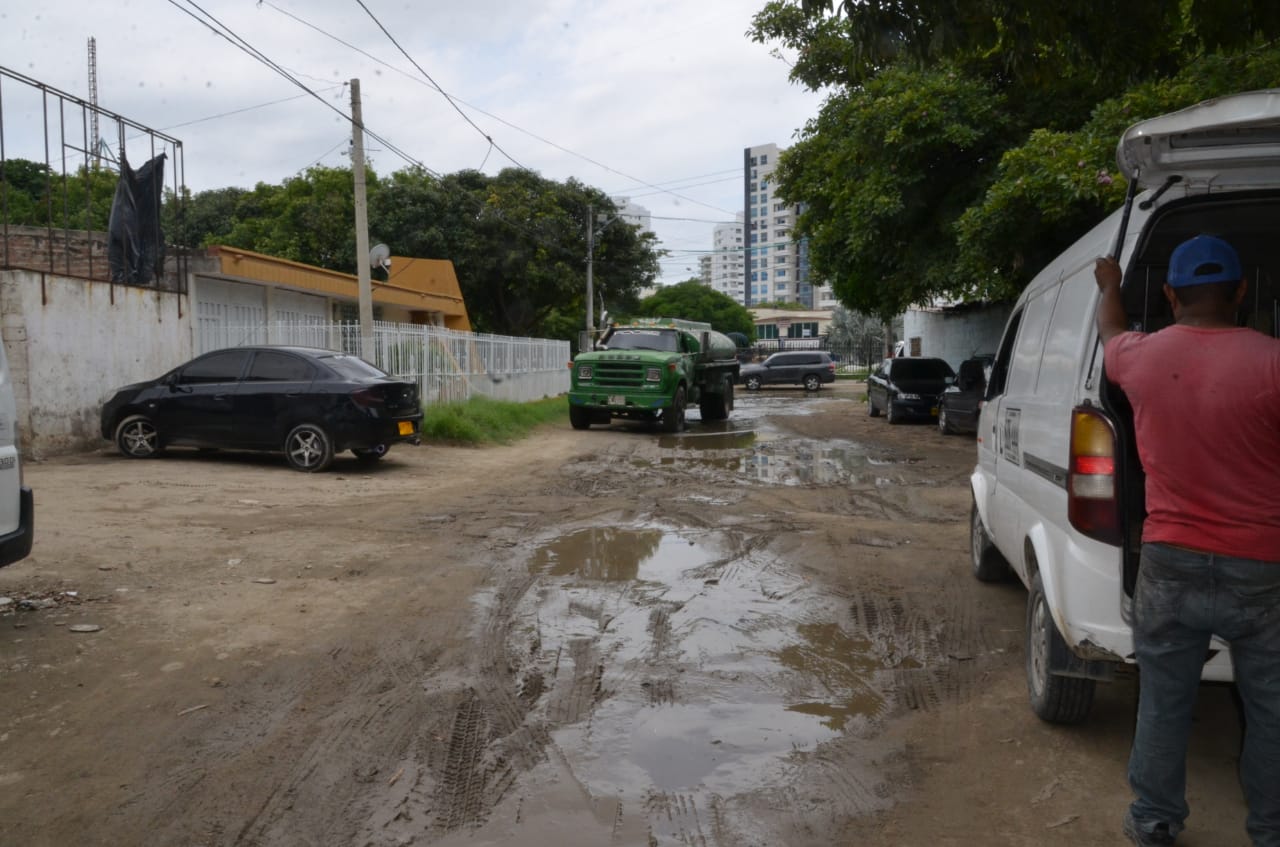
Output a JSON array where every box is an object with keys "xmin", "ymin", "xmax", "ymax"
[
  {"xmin": 585, "ymin": 205, "xmax": 595, "ymax": 332},
  {"xmin": 350, "ymin": 79, "xmax": 374, "ymax": 362}
]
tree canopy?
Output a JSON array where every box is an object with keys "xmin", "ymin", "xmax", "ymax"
[
  {"xmin": 637, "ymin": 280, "xmax": 757, "ymax": 338},
  {"xmin": 751, "ymin": 0, "xmax": 1280, "ymax": 315}
]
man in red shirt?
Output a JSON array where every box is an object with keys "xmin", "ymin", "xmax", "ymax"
[{"xmin": 1096, "ymin": 235, "xmax": 1280, "ymax": 847}]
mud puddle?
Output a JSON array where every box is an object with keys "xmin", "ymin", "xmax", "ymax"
[{"xmin": 484, "ymin": 520, "xmax": 931, "ymax": 841}]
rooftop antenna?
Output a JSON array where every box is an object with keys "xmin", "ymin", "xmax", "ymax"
[{"xmin": 88, "ymin": 37, "xmax": 102, "ymax": 168}]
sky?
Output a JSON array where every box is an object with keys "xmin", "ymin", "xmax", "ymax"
[{"xmin": 1, "ymin": 0, "xmax": 827, "ymax": 285}]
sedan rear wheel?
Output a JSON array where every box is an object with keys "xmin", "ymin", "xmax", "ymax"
[
  {"xmin": 284, "ymin": 423, "xmax": 334, "ymax": 472},
  {"xmin": 115, "ymin": 414, "xmax": 161, "ymax": 458}
]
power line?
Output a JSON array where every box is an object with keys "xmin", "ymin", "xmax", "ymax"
[
  {"xmin": 352, "ymin": 0, "xmax": 530, "ymax": 172},
  {"xmin": 258, "ymin": 0, "xmax": 738, "ymax": 217}
]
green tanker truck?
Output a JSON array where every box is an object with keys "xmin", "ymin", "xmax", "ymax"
[{"xmin": 567, "ymin": 317, "xmax": 740, "ymax": 432}]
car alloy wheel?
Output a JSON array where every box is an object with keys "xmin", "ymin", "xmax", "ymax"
[
  {"xmin": 803, "ymin": 374, "xmax": 821, "ymax": 391},
  {"xmin": 284, "ymin": 423, "xmax": 334, "ymax": 472},
  {"xmin": 745, "ymin": 375, "xmax": 762, "ymax": 391},
  {"xmin": 115, "ymin": 415, "xmax": 161, "ymax": 458}
]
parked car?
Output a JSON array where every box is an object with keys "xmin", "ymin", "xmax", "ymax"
[
  {"xmin": 866, "ymin": 357, "xmax": 955, "ymax": 423},
  {"xmin": 740, "ymin": 351, "xmax": 837, "ymax": 391},
  {"xmin": 100, "ymin": 346, "xmax": 423, "ymax": 472},
  {"xmin": 0, "ymin": 335, "xmax": 33, "ymax": 568},
  {"xmin": 937, "ymin": 357, "xmax": 992, "ymax": 436}
]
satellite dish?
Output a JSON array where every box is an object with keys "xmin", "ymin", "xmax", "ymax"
[{"xmin": 369, "ymin": 243, "xmax": 391, "ymax": 271}]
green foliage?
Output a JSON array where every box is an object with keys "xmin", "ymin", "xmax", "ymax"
[
  {"xmin": 752, "ymin": 300, "xmax": 808, "ymax": 310},
  {"xmin": 637, "ymin": 279, "xmax": 757, "ymax": 338},
  {"xmin": 956, "ymin": 45, "xmax": 1280, "ymax": 299},
  {"xmin": 752, "ymin": 0, "xmax": 1280, "ymax": 315},
  {"xmin": 419, "ymin": 395, "xmax": 568, "ymax": 444},
  {"xmin": 778, "ymin": 65, "xmax": 1010, "ymax": 319},
  {"xmin": 2, "ymin": 160, "xmax": 117, "ymax": 231}
]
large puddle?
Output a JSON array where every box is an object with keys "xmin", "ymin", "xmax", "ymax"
[
  {"xmin": 649, "ymin": 434, "xmax": 920, "ymax": 487},
  {"xmin": 518, "ymin": 522, "xmax": 912, "ymax": 798}
]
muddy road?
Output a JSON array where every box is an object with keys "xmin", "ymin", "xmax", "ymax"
[{"xmin": 0, "ymin": 382, "xmax": 1250, "ymax": 846}]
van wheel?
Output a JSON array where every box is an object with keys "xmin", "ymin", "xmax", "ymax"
[
  {"xmin": 868, "ymin": 397, "xmax": 880, "ymax": 417},
  {"xmin": 284, "ymin": 423, "xmax": 334, "ymax": 472},
  {"xmin": 886, "ymin": 400, "xmax": 902, "ymax": 425},
  {"xmin": 970, "ymin": 502, "xmax": 1012, "ymax": 582},
  {"xmin": 1027, "ymin": 570, "xmax": 1096, "ymax": 724},
  {"xmin": 803, "ymin": 374, "xmax": 821, "ymax": 391},
  {"xmin": 569, "ymin": 405, "xmax": 592, "ymax": 430},
  {"xmin": 116, "ymin": 415, "xmax": 162, "ymax": 458}
]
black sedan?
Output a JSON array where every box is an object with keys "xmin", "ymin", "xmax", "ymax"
[
  {"xmin": 100, "ymin": 346, "xmax": 422, "ymax": 472},
  {"xmin": 937, "ymin": 357, "xmax": 990, "ymax": 436},
  {"xmin": 867, "ymin": 357, "xmax": 955, "ymax": 424}
]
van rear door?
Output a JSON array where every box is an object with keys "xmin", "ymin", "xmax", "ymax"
[{"xmin": 1117, "ymin": 88, "xmax": 1280, "ymax": 190}]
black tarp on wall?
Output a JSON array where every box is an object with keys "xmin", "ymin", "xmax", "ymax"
[{"xmin": 107, "ymin": 152, "xmax": 166, "ymax": 284}]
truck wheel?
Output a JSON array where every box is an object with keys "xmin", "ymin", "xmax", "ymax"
[
  {"xmin": 662, "ymin": 386, "xmax": 687, "ymax": 433},
  {"xmin": 699, "ymin": 381, "xmax": 733, "ymax": 421},
  {"xmin": 803, "ymin": 374, "xmax": 821, "ymax": 391},
  {"xmin": 569, "ymin": 405, "xmax": 592, "ymax": 430},
  {"xmin": 1027, "ymin": 570, "xmax": 1096, "ymax": 724},
  {"xmin": 970, "ymin": 501, "xmax": 1011, "ymax": 582},
  {"xmin": 744, "ymin": 375, "xmax": 762, "ymax": 391}
]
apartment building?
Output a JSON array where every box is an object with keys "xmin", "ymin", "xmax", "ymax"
[
  {"xmin": 708, "ymin": 215, "xmax": 744, "ymax": 302},
  {"xmin": 742, "ymin": 143, "xmax": 833, "ymax": 308}
]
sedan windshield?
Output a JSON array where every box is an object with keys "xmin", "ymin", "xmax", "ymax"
[{"xmin": 603, "ymin": 329, "xmax": 679, "ymax": 352}]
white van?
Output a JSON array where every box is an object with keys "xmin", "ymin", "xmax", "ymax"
[
  {"xmin": 0, "ymin": 335, "xmax": 32, "ymax": 569},
  {"xmin": 970, "ymin": 89, "xmax": 1280, "ymax": 723}
]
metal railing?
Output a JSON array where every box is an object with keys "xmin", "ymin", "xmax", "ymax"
[{"xmin": 199, "ymin": 320, "xmax": 570, "ymax": 405}]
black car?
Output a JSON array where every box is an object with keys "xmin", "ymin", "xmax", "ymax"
[
  {"xmin": 866, "ymin": 357, "xmax": 955, "ymax": 424},
  {"xmin": 740, "ymin": 351, "xmax": 837, "ymax": 391},
  {"xmin": 937, "ymin": 357, "xmax": 991, "ymax": 436},
  {"xmin": 100, "ymin": 346, "xmax": 423, "ymax": 472}
]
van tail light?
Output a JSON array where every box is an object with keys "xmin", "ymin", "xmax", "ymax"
[{"xmin": 1067, "ymin": 405, "xmax": 1122, "ymax": 546}]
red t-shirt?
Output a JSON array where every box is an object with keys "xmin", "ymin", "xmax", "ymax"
[{"xmin": 1104, "ymin": 325, "xmax": 1280, "ymax": 561}]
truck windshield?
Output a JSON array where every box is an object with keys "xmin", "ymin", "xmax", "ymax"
[{"xmin": 603, "ymin": 329, "xmax": 680, "ymax": 352}]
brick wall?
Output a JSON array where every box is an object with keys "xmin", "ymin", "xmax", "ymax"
[{"xmin": 1, "ymin": 225, "xmax": 185, "ymax": 291}]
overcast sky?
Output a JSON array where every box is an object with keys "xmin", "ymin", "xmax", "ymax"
[{"xmin": 1, "ymin": 0, "xmax": 826, "ymax": 284}]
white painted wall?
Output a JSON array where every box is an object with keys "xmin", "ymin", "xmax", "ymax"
[
  {"xmin": 1, "ymin": 269, "xmax": 192, "ymax": 457},
  {"xmin": 901, "ymin": 305, "xmax": 1013, "ymax": 370}
]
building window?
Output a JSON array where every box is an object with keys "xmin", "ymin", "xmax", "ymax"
[
  {"xmin": 750, "ymin": 156, "xmax": 757, "ymax": 166},
  {"xmin": 758, "ymin": 324, "xmax": 778, "ymax": 340},
  {"xmin": 750, "ymin": 194, "xmax": 757, "ymax": 205},
  {"xmin": 760, "ymin": 154, "xmax": 769, "ymax": 164},
  {"xmin": 776, "ymin": 269, "xmax": 786, "ymax": 278},
  {"xmin": 760, "ymin": 193, "xmax": 768, "ymax": 203},
  {"xmin": 776, "ymin": 282, "xmax": 787, "ymax": 290},
  {"xmin": 750, "ymin": 233, "xmax": 757, "ymax": 243},
  {"xmin": 760, "ymin": 258, "xmax": 768, "ymax": 268}
]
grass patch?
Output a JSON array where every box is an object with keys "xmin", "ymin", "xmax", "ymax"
[
  {"xmin": 420, "ymin": 395, "xmax": 568, "ymax": 445},
  {"xmin": 837, "ymin": 369, "xmax": 870, "ymax": 381}
]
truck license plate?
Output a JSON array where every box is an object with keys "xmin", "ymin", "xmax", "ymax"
[{"xmin": 608, "ymin": 395, "xmax": 625, "ymax": 406}]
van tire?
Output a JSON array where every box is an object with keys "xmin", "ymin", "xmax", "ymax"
[
  {"xmin": 970, "ymin": 502, "xmax": 1011, "ymax": 582},
  {"xmin": 938, "ymin": 407, "xmax": 954, "ymax": 435},
  {"xmin": 886, "ymin": 400, "xmax": 902, "ymax": 425},
  {"xmin": 868, "ymin": 396, "xmax": 880, "ymax": 417},
  {"xmin": 1026, "ymin": 570, "xmax": 1096, "ymax": 724}
]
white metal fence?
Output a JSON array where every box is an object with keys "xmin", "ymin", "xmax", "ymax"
[{"xmin": 198, "ymin": 320, "xmax": 570, "ymax": 405}]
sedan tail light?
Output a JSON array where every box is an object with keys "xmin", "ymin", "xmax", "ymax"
[
  {"xmin": 350, "ymin": 387, "xmax": 386, "ymax": 409},
  {"xmin": 1067, "ymin": 404, "xmax": 1121, "ymax": 545}
]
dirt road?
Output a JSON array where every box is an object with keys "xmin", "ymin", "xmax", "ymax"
[{"xmin": 0, "ymin": 382, "xmax": 1250, "ymax": 846}]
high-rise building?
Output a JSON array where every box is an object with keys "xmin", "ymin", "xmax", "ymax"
[
  {"xmin": 742, "ymin": 144, "xmax": 834, "ymax": 308},
  {"xmin": 611, "ymin": 196, "xmax": 653, "ymax": 235},
  {"xmin": 708, "ymin": 214, "xmax": 744, "ymax": 303}
]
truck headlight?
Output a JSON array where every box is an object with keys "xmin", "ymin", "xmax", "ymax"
[
  {"xmin": 578, "ymin": 365, "xmax": 593, "ymax": 380},
  {"xmin": 646, "ymin": 367, "xmax": 661, "ymax": 382}
]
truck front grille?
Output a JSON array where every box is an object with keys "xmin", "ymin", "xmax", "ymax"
[{"xmin": 593, "ymin": 361, "xmax": 646, "ymax": 388}]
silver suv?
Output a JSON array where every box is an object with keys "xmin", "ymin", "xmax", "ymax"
[{"xmin": 740, "ymin": 351, "xmax": 837, "ymax": 391}]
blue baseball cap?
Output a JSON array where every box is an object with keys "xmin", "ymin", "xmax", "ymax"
[{"xmin": 1167, "ymin": 235, "xmax": 1242, "ymax": 288}]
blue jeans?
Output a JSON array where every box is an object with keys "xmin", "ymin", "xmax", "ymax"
[{"xmin": 1128, "ymin": 542, "xmax": 1280, "ymax": 845}]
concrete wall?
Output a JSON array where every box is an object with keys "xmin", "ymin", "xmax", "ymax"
[
  {"xmin": 901, "ymin": 304, "xmax": 1013, "ymax": 369},
  {"xmin": 1, "ymin": 269, "xmax": 192, "ymax": 457}
]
